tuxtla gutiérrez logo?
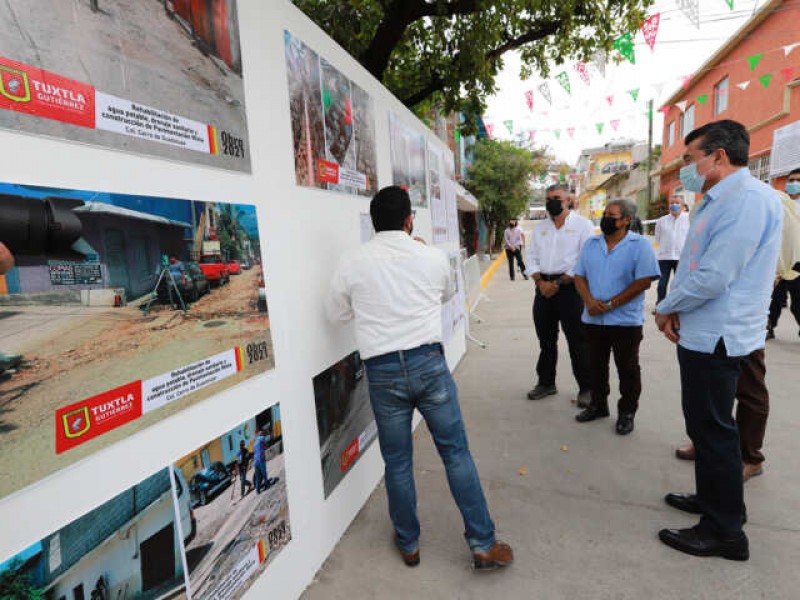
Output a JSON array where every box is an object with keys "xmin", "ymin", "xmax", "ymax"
[{"xmin": 0, "ymin": 64, "xmax": 31, "ymax": 103}]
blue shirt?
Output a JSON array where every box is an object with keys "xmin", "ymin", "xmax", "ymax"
[
  {"xmin": 253, "ymin": 435, "xmax": 269, "ymax": 465},
  {"xmin": 656, "ymin": 168, "xmax": 782, "ymax": 356},
  {"xmin": 575, "ymin": 232, "xmax": 660, "ymax": 326}
]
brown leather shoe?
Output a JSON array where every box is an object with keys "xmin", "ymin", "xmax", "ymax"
[
  {"xmin": 394, "ymin": 535, "xmax": 420, "ymax": 567},
  {"xmin": 472, "ymin": 541, "xmax": 514, "ymax": 570},
  {"xmin": 675, "ymin": 443, "xmax": 695, "ymax": 461},
  {"xmin": 743, "ymin": 463, "xmax": 764, "ymax": 482}
]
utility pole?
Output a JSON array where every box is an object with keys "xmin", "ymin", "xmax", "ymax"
[{"xmin": 646, "ymin": 98, "xmax": 654, "ymax": 209}]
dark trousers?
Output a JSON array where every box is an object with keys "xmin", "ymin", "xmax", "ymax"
[
  {"xmin": 678, "ymin": 339, "xmax": 744, "ymax": 538},
  {"xmin": 505, "ymin": 248, "xmax": 526, "ymax": 280},
  {"xmin": 657, "ymin": 260, "xmax": 679, "ymax": 304},
  {"xmin": 584, "ymin": 324, "xmax": 643, "ymax": 416},
  {"xmin": 768, "ymin": 276, "xmax": 800, "ymax": 329},
  {"xmin": 736, "ymin": 348, "xmax": 769, "ymax": 465},
  {"xmin": 532, "ymin": 284, "xmax": 590, "ymax": 390}
]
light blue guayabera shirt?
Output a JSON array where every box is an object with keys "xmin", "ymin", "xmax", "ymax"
[
  {"xmin": 575, "ymin": 232, "xmax": 660, "ymax": 326},
  {"xmin": 656, "ymin": 168, "xmax": 783, "ymax": 357}
]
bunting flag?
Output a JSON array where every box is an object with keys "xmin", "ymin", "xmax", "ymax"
[
  {"xmin": 596, "ymin": 123, "xmax": 605, "ymax": 135},
  {"xmin": 554, "ymin": 129, "xmax": 561, "ymax": 139},
  {"xmin": 676, "ymin": 0, "xmax": 700, "ymax": 29},
  {"xmin": 538, "ymin": 81, "xmax": 552, "ymax": 105},
  {"xmin": 780, "ymin": 67, "xmax": 796, "ymax": 83},
  {"xmin": 736, "ymin": 80, "xmax": 751, "ymax": 90},
  {"xmin": 646, "ymin": 109, "xmax": 654, "ymax": 122},
  {"xmin": 659, "ymin": 105, "xmax": 671, "ymax": 116},
  {"xmin": 454, "ymin": 129, "xmax": 461, "ymax": 143},
  {"xmin": 696, "ymin": 94, "xmax": 708, "ymax": 105},
  {"xmin": 746, "ymin": 53, "xmax": 764, "ymax": 71},
  {"xmin": 574, "ymin": 61, "xmax": 591, "ymax": 86},
  {"xmin": 606, "ymin": 95, "xmax": 614, "ymax": 106},
  {"xmin": 628, "ymin": 88, "xmax": 640, "ymax": 102},
  {"xmin": 724, "ymin": 0, "xmax": 734, "ymax": 9},
  {"xmin": 676, "ymin": 100, "xmax": 688, "ymax": 112},
  {"xmin": 567, "ymin": 127, "xmax": 575, "ymax": 138},
  {"xmin": 652, "ymin": 82, "xmax": 666, "ymax": 97},
  {"xmin": 525, "ymin": 90, "xmax": 534, "ymax": 111},
  {"xmin": 610, "ymin": 119, "xmax": 620, "ymax": 131},
  {"xmin": 614, "ymin": 32, "xmax": 636, "ymax": 64},
  {"xmin": 759, "ymin": 73, "xmax": 773, "ymax": 88},
  {"xmin": 680, "ymin": 74, "xmax": 693, "ymax": 89},
  {"xmin": 503, "ymin": 120, "xmax": 514, "ymax": 134},
  {"xmin": 591, "ymin": 49, "xmax": 607, "ymax": 77},
  {"xmin": 555, "ymin": 71, "xmax": 571, "ymax": 95},
  {"xmin": 784, "ymin": 43, "xmax": 800, "ymax": 57},
  {"xmin": 641, "ymin": 13, "xmax": 661, "ymax": 52},
  {"xmin": 529, "ymin": 130, "xmax": 536, "ymax": 141},
  {"xmin": 486, "ymin": 123, "xmax": 494, "ymax": 138}
]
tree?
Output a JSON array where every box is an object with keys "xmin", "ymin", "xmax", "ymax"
[
  {"xmin": 216, "ymin": 204, "xmax": 248, "ymax": 260},
  {"xmin": 0, "ymin": 560, "xmax": 46, "ymax": 600},
  {"xmin": 465, "ymin": 139, "xmax": 537, "ymax": 254},
  {"xmin": 292, "ymin": 0, "xmax": 653, "ymax": 126}
]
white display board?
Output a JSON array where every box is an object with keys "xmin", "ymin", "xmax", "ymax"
[
  {"xmin": 769, "ymin": 119, "xmax": 800, "ymax": 177},
  {"xmin": 0, "ymin": 2, "xmax": 465, "ymax": 599}
]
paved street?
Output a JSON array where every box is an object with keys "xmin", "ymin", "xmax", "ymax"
[{"xmin": 303, "ymin": 262, "xmax": 800, "ymax": 599}]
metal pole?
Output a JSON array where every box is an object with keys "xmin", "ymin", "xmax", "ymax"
[{"xmin": 646, "ymin": 98, "xmax": 654, "ymax": 209}]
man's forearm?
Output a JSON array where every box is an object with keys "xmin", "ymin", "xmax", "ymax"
[
  {"xmin": 610, "ymin": 278, "xmax": 652, "ymax": 308},
  {"xmin": 574, "ymin": 275, "xmax": 593, "ymax": 304}
]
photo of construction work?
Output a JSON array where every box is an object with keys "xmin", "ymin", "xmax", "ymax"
[
  {"xmin": 0, "ymin": 183, "xmax": 273, "ymax": 500},
  {"xmin": 0, "ymin": 0, "xmax": 250, "ymax": 171}
]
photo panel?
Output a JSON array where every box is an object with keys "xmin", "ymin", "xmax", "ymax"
[{"xmin": 388, "ymin": 111, "xmax": 428, "ymax": 208}]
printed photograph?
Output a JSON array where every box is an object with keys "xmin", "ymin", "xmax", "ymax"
[
  {"xmin": 313, "ymin": 351, "xmax": 377, "ymax": 498},
  {"xmin": 0, "ymin": 183, "xmax": 273, "ymax": 500},
  {"xmin": 0, "ymin": 0, "xmax": 250, "ymax": 171},
  {"xmin": 175, "ymin": 404, "xmax": 290, "ymax": 600},
  {"xmin": 388, "ymin": 112, "xmax": 429, "ymax": 208},
  {"xmin": 0, "ymin": 468, "xmax": 190, "ymax": 600}
]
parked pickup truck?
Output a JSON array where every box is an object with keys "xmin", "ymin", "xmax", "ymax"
[{"xmin": 198, "ymin": 254, "xmax": 230, "ymax": 287}]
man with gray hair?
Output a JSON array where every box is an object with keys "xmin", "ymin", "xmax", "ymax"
[{"xmin": 573, "ymin": 198, "xmax": 660, "ymax": 434}]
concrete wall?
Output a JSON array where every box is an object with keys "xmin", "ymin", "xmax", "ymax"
[{"xmin": 0, "ymin": 2, "xmax": 465, "ymax": 599}]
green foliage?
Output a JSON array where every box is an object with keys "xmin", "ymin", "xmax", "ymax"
[
  {"xmin": 216, "ymin": 204, "xmax": 247, "ymax": 260},
  {"xmin": 292, "ymin": 0, "xmax": 653, "ymax": 128},
  {"xmin": 0, "ymin": 560, "xmax": 46, "ymax": 600},
  {"xmin": 464, "ymin": 139, "xmax": 537, "ymax": 251}
]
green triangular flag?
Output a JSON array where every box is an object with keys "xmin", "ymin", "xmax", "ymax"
[
  {"xmin": 322, "ymin": 90, "xmax": 332, "ymax": 111},
  {"xmin": 614, "ymin": 32, "xmax": 636, "ymax": 65},
  {"xmin": 628, "ymin": 88, "xmax": 640, "ymax": 102},
  {"xmin": 454, "ymin": 129, "xmax": 461, "ymax": 143},
  {"xmin": 554, "ymin": 129, "xmax": 561, "ymax": 139},
  {"xmin": 758, "ymin": 73, "xmax": 773, "ymax": 88},
  {"xmin": 504, "ymin": 120, "xmax": 514, "ymax": 134},
  {"xmin": 539, "ymin": 172, "xmax": 546, "ymax": 183},
  {"xmin": 746, "ymin": 53, "xmax": 764, "ymax": 71},
  {"xmin": 596, "ymin": 123, "xmax": 604, "ymax": 134},
  {"xmin": 696, "ymin": 94, "xmax": 708, "ymax": 105},
  {"xmin": 646, "ymin": 110, "xmax": 653, "ymax": 122},
  {"xmin": 725, "ymin": 0, "xmax": 734, "ymax": 9},
  {"xmin": 555, "ymin": 72, "xmax": 571, "ymax": 95}
]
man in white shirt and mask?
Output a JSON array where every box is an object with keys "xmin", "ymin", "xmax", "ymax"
[
  {"xmin": 326, "ymin": 186, "xmax": 513, "ymax": 571},
  {"xmin": 654, "ymin": 196, "xmax": 690, "ymax": 305},
  {"xmin": 524, "ymin": 184, "xmax": 595, "ymax": 406}
]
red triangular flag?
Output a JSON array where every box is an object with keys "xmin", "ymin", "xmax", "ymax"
[
  {"xmin": 641, "ymin": 13, "xmax": 661, "ymax": 52},
  {"xmin": 610, "ymin": 119, "xmax": 620, "ymax": 131},
  {"xmin": 780, "ymin": 67, "xmax": 796, "ymax": 83},
  {"xmin": 486, "ymin": 124, "xmax": 494, "ymax": 138},
  {"xmin": 659, "ymin": 105, "xmax": 671, "ymax": 116},
  {"xmin": 567, "ymin": 127, "xmax": 576, "ymax": 138},
  {"xmin": 606, "ymin": 95, "xmax": 614, "ymax": 106},
  {"xmin": 525, "ymin": 90, "xmax": 534, "ymax": 111}
]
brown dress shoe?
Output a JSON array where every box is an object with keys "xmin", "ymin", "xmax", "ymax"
[
  {"xmin": 472, "ymin": 541, "xmax": 514, "ymax": 570},
  {"xmin": 394, "ymin": 535, "xmax": 420, "ymax": 567},
  {"xmin": 675, "ymin": 443, "xmax": 695, "ymax": 461},
  {"xmin": 743, "ymin": 463, "xmax": 764, "ymax": 482}
]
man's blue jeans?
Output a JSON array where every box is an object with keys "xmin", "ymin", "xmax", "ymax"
[{"xmin": 365, "ymin": 344, "xmax": 495, "ymax": 554}]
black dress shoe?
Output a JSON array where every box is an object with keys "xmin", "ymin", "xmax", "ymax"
[
  {"xmin": 527, "ymin": 384, "xmax": 557, "ymax": 400},
  {"xmin": 664, "ymin": 493, "xmax": 702, "ymax": 514},
  {"xmin": 658, "ymin": 526, "xmax": 749, "ymax": 561},
  {"xmin": 616, "ymin": 413, "xmax": 634, "ymax": 435},
  {"xmin": 575, "ymin": 406, "xmax": 610, "ymax": 422}
]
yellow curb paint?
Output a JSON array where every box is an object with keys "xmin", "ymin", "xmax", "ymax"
[{"xmin": 480, "ymin": 253, "xmax": 506, "ymax": 289}]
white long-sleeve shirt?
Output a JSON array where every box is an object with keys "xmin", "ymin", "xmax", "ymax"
[
  {"xmin": 524, "ymin": 212, "xmax": 595, "ymax": 277},
  {"xmin": 325, "ymin": 231, "xmax": 455, "ymax": 359},
  {"xmin": 654, "ymin": 212, "xmax": 690, "ymax": 260}
]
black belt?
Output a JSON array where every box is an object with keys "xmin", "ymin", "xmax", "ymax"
[
  {"xmin": 540, "ymin": 273, "xmax": 565, "ymax": 281},
  {"xmin": 364, "ymin": 343, "xmax": 443, "ymax": 367}
]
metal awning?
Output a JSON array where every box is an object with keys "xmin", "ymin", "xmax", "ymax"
[{"xmin": 453, "ymin": 181, "xmax": 478, "ymax": 212}]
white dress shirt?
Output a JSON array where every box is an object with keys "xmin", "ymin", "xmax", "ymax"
[
  {"xmin": 654, "ymin": 212, "xmax": 690, "ymax": 260},
  {"xmin": 503, "ymin": 226, "xmax": 524, "ymax": 250},
  {"xmin": 326, "ymin": 231, "xmax": 455, "ymax": 359},
  {"xmin": 524, "ymin": 212, "xmax": 595, "ymax": 277}
]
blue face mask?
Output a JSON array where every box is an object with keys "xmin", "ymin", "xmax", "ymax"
[
  {"xmin": 680, "ymin": 154, "xmax": 714, "ymax": 193},
  {"xmin": 669, "ymin": 203, "xmax": 681, "ymax": 213},
  {"xmin": 786, "ymin": 181, "xmax": 800, "ymax": 196}
]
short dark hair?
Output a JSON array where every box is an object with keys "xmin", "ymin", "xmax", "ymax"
[
  {"xmin": 371, "ymin": 186, "xmax": 412, "ymax": 232},
  {"xmin": 546, "ymin": 184, "xmax": 569, "ymax": 193},
  {"xmin": 788, "ymin": 168, "xmax": 800, "ymax": 178},
  {"xmin": 684, "ymin": 120, "xmax": 749, "ymax": 166}
]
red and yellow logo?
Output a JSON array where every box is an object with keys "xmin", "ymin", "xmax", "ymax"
[
  {"xmin": 0, "ymin": 64, "xmax": 30, "ymax": 103},
  {"xmin": 62, "ymin": 406, "xmax": 90, "ymax": 439}
]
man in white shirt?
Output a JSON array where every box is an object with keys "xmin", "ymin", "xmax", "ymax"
[
  {"xmin": 326, "ymin": 186, "xmax": 513, "ymax": 571},
  {"xmin": 525, "ymin": 184, "xmax": 595, "ymax": 406},
  {"xmin": 503, "ymin": 219, "xmax": 527, "ymax": 280},
  {"xmin": 654, "ymin": 197, "xmax": 690, "ymax": 304}
]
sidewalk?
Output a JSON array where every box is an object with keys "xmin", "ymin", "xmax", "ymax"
[{"xmin": 302, "ymin": 271, "xmax": 800, "ymax": 599}]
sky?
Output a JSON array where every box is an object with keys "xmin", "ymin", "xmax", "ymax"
[{"xmin": 484, "ymin": 0, "xmax": 766, "ymax": 164}]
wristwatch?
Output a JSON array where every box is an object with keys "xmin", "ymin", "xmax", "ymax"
[{"xmin": 604, "ymin": 300, "xmax": 615, "ymax": 310}]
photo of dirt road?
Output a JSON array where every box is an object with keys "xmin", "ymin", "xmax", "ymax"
[
  {"xmin": 0, "ymin": 184, "xmax": 273, "ymax": 500},
  {"xmin": 0, "ymin": 0, "xmax": 250, "ymax": 171}
]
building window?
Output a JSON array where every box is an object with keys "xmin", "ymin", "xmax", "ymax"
[
  {"xmin": 748, "ymin": 153, "xmax": 771, "ymax": 182},
  {"xmin": 667, "ymin": 122, "xmax": 675, "ymax": 147},
  {"xmin": 714, "ymin": 77, "xmax": 729, "ymax": 116},
  {"xmin": 681, "ymin": 104, "xmax": 695, "ymax": 138}
]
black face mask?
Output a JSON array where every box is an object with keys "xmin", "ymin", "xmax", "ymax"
[
  {"xmin": 600, "ymin": 216, "xmax": 619, "ymax": 236},
  {"xmin": 546, "ymin": 199, "xmax": 564, "ymax": 217}
]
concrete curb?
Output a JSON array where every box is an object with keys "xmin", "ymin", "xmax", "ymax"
[{"xmin": 480, "ymin": 253, "xmax": 506, "ymax": 289}]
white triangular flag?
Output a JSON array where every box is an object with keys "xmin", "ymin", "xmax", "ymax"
[
  {"xmin": 736, "ymin": 81, "xmax": 751, "ymax": 91},
  {"xmin": 675, "ymin": 100, "xmax": 688, "ymax": 112},
  {"xmin": 591, "ymin": 49, "xmax": 607, "ymax": 78},
  {"xmin": 784, "ymin": 43, "xmax": 800, "ymax": 57},
  {"xmin": 676, "ymin": 0, "xmax": 700, "ymax": 29}
]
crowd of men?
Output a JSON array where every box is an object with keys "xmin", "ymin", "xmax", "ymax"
[{"xmin": 325, "ymin": 118, "xmax": 798, "ymax": 569}]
